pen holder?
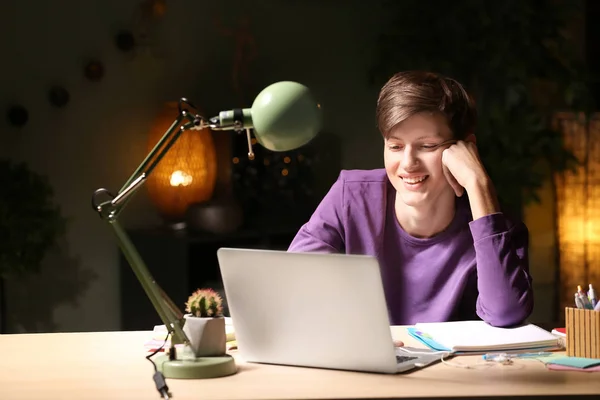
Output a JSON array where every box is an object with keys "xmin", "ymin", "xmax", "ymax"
[{"xmin": 565, "ymin": 307, "xmax": 600, "ymax": 359}]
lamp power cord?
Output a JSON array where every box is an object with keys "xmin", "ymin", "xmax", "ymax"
[{"xmin": 146, "ymin": 333, "xmax": 172, "ymax": 399}]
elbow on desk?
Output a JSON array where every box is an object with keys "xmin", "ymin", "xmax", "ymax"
[{"xmin": 477, "ymin": 293, "xmax": 534, "ymax": 328}]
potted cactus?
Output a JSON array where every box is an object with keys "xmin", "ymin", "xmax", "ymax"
[{"xmin": 182, "ymin": 288, "xmax": 227, "ymax": 357}]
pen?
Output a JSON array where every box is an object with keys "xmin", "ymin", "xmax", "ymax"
[
  {"xmin": 514, "ymin": 352, "xmax": 554, "ymax": 358},
  {"xmin": 589, "ymin": 284, "xmax": 598, "ymax": 308},
  {"xmin": 577, "ymin": 285, "xmax": 594, "ymax": 310},
  {"xmin": 575, "ymin": 292, "xmax": 584, "ymax": 309},
  {"xmin": 482, "ymin": 352, "xmax": 553, "ymax": 361}
]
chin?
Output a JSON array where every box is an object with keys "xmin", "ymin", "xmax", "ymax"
[
  {"xmin": 390, "ymin": 179, "xmax": 444, "ymax": 208},
  {"xmin": 395, "ymin": 183, "xmax": 456, "ymax": 211},
  {"xmin": 397, "ymin": 191, "xmax": 430, "ymax": 208}
]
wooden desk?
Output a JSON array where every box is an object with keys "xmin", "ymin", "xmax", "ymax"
[{"xmin": 1, "ymin": 327, "xmax": 598, "ymax": 399}]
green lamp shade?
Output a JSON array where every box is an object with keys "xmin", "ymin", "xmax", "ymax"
[{"xmin": 251, "ymin": 81, "xmax": 322, "ymax": 152}]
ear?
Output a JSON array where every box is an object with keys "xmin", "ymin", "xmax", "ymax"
[{"xmin": 465, "ymin": 133, "xmax": 476, "ymax": 144}]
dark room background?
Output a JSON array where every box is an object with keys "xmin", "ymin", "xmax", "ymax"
[{"xmin": 1, "ymin": 0, "xmax": 596, "ymax": 333}]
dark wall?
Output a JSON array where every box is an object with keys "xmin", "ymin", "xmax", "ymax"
[{"xmin": 0, "ymin": 0, "xmax": 386, "ymax": 332}]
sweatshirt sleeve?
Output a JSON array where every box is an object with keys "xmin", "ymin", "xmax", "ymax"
[
  {"xmin": 469, "ymin": 212, "xmax": 534, "ymax": 327},
  {"xmin": 288, "ymin": 175, "xmax": 345, "ymax": 253}
]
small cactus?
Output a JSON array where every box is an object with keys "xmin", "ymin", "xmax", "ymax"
[{"xmin": 185, "ymin": 288, "xmax": 223, "ymax": 318}]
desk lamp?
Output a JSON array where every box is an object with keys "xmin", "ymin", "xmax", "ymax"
[{"xmin": 91, "ymin": 81, "xmax": 322, "ymax": 381}]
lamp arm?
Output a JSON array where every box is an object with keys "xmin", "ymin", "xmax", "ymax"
[
  {"xmin": 110, "ymin": 219, "xmax": 189, "ymax": 344},
  {"xmin": 114, "ymin": 102, "xmax": 209, "ymax": 216},
  {"xmin": 91, "ymin": 98, "xmax": 211, "ymax": 346}
]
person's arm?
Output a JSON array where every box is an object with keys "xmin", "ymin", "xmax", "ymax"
[
  {"xmin": 442, "ymin": 139, "xmax": 534, "ymax": 326},
  {"xmin": 288, "ymin": 176, "xmax": 345, "ymax": 253},
  {"xmin": 469, "ymin": 212, "xmax": 534, "ymax": 327}
]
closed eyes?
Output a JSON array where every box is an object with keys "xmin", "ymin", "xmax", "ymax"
[{"xmin": 387, "ymin": 139, "xmax": 457, "ymax": 152}]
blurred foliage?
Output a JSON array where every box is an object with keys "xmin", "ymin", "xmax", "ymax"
[
  {"xmin": 371, "ymin": 0, "xmax": 596, "ymax": 215},
  {"xmin": 0, "ymin": 159, "xmax": 66, "ymax": 278}
]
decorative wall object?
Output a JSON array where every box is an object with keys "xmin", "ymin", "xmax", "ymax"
[
  {"xmin": 146, "ymin": 102, "xmax": 218, "ymax": 225},
  {"xmin": 213, "ymin": 14, "xmax": 257, "ymax": 106},
  {"xmin": 6, "ymin": 105, "xmax": 29, "ymax": 127},
  {"xmin": 48, "ymin": 86, "xmax": 70, "ymax": 108},
  {"xmin": 554, "ymin": 112, "xmax": 600, "ymax": 315},
  {"xmin": 83, "ymin": 59, "xmax": 105, "ymax": 82},
  {"xmin": 131, "ymin": 0, "xmax": 167, "ymax": 57},
  {"xmin": 115, "ymin": 30, "xmax": 136, "ymax": 52}
]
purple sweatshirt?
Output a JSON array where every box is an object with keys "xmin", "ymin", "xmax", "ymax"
[{"xmin": 288, "ymin": 169, "xmax": 533, "ymax": 327}]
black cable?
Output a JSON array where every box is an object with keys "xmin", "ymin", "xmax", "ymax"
[
  {"xmin": 153, "ymin": 371, "xmax": 171, "ymax": 400},
  {"xmin": 146, "ymin": 333, "xmax": 171, "ymax": 399},
  {"xmin": 146, "ymin": 332, "xmax": 169, "ymax": 370}
]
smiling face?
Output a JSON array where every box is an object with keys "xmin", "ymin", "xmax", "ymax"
[{"xmin": 384, "ymin": 112, "xmax": 456, "ymax": 210}]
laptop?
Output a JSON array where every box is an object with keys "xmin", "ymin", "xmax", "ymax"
[{"xmin": 216, "ymin": 248, "xmax": 445, "ymax": 374}]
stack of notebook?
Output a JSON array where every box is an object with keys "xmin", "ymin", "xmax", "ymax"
[{"xmin": 408, "ymin": 320, "xmax": 563, "ymax": 354}]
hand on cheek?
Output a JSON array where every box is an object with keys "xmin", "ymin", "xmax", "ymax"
[
  {"xmin": 442, "ymin": 162, "xmax": 465, "ymax": 197},
  {"xmin": 441, "ymin": 136, "xmax": 485, "ymax": 196}
]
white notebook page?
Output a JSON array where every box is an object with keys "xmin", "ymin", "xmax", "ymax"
[{"xmin": 415, "ymin": 320, "xmax": 560, "ymax": 351}]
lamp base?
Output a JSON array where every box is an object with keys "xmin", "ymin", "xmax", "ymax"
[{"xmin": 154, "ymin": 354, "xmax": 237, "ymax": 379}]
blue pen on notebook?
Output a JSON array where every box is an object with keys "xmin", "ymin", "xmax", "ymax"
[
  {"xmin": 516, "ymin": 352, "xmax": 554, "ymax": 358},
  {"xmin": 482, "ymin": 352, "xmax": 553, "ymax": 363}
]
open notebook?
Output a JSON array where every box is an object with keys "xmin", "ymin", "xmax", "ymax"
[{"xmin": 409, "ymin": 320, "xmax": 562, "ymax": 353}]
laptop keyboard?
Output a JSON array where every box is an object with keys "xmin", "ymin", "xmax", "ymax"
[{"xmin": 396, "ymin": 355, "xmax": 418, "ymax": 364}]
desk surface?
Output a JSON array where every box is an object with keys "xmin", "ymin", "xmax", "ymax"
[{"xmin": 1, "ymin": 327, "xmax": 599, "ymax": 399}]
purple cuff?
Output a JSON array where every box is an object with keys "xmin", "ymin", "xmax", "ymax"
[{"xmin": 468, "ymin": 212, "xmax": 508, "ymax": 242}]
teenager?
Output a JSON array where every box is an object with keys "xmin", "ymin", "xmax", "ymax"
[{"xmin": 288, "ymin": 71, "xmax": 533, "ymax": 328}]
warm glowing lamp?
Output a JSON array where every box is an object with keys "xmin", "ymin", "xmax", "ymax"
[
  {"xmin": 554, "ymin": 112, "xmax": 600, "ymax": 315},
  {"xmin": 146, "ymin": 102, "xmax": 217, "ymax": 225},
  {"xmin": 91, "ymin": 81, "xmax": 322, "ymax": 387}
]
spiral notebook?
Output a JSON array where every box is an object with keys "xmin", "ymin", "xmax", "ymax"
[{"xmin": 408, "ymin": 320, "xmax": 562, "ymax": 353}]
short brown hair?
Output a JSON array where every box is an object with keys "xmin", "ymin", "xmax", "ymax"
[{"xmin": 376, "ymin": 71, "xmax": 477, "ymax": 139}]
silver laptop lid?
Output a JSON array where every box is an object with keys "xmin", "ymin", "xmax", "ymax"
[{"xmin": 217, "ymin": 248, "xmax": 399, "ymax": 374}]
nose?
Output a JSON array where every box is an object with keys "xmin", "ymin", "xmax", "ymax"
[{"xmin": 400, "ymin": 146, "xmax": 420, "ymax": 170}]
